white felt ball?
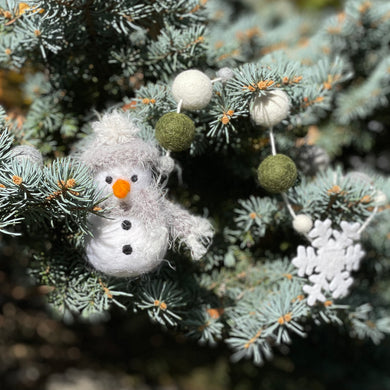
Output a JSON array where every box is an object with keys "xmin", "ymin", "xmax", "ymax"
[
  {"xmin": 10, "ymin": 145, "xmax": 44, "ymax": 167},
  {"xmin": 250, "ymin": 89, "xmax": 290, "ymax": 127},
  {"xmin": 216, "ymin": 67, "xmax": 234, "ymax": 83},
  {"xmin": 159, "ymin": 155, "xmax": 175, "ymax": 175},
  {"xmin": 374, "ymin": 190, "xmax": 387, "ymax": 206},
  {"xmin": 172, "ymin": 69, "xmax": 213, "ymax": 110},
  {"xmin": 293, "ymin": 214, "xmax": 313, "ymax": 234},
  {"xmin": 344, "ymin": 171, "xmax": 372, "ymax": 185}
]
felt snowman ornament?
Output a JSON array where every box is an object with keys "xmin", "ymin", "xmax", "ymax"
[{"xmin": 79, "ymin": 111, "xmax": 214, "ymax": 278}]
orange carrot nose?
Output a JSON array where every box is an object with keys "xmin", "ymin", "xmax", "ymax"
[{"xmin": 112, "ymin": 179, "xmax": 131, "ymax": 199}]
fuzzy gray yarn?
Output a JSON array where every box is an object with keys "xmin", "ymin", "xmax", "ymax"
[{"xmin": 81, "ymin": 140, "xmax": 161, "ymax": 174}]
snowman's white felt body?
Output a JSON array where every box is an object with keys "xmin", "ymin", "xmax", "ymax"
[
  {"xmin": 79, "ymin": 111, "xmax": 214, "ymax": 278},
  {"xmin": 85, "ymin": 214, "xmax": 169, "ymax": 277}
]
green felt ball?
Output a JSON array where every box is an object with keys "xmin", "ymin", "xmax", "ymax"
[
  {"xmin": 257, "ymin": 154, "xmax": 297, "ymax": 193},
  {"xmin": 155, "ymin": 112, "xmax": 195, "ymax": 152}
]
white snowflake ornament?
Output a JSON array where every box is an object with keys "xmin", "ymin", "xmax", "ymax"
[
  {"xmin": 79, "ymin": 111, "xmax": 214, "ymax": 278},
  {"xmin": 292, "ymin": 219, "xmax": 365, "ymax": 306}
]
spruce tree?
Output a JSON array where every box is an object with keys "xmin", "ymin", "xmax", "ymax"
[{"xmin": 1, "ymin": 0, "xmax": 389, "ymax": 368}]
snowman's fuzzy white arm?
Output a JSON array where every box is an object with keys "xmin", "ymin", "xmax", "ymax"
[
  {"xmin": 161, "ymin": 198, "xmax": 214, "ymax": 260},
  {"xmin": 129, "ymin": 185, "xmax": 167, "ymax": 228}
]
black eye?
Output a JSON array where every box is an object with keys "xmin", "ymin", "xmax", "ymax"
[
  {"xmin": 105, "ymin": 176, "xmax": 113, "ymax": 184},
  {"xmin": 131, "ymin": 175, "xmax": 138, "ymax": 183}
]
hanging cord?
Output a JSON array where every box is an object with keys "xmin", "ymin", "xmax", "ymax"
[
  {"xmin": 358, "ymin": 205, "xmax": 379, "ymax": 235},
  {"xmin": 269, "ymin": 126, "xmax": 277, "ymax": 156},
  {"xmin": 177, "ymin": 99, "xmax": 183, "ymax": 114}
]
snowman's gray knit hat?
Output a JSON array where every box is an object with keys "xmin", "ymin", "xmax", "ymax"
[{"xmin": 80, "ymin": 111, "xmax": 173, "ymax": 175}]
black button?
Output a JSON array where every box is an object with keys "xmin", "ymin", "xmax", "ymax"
[
  {"xmin": 121, "ymin": 220, "xmax": 132, "ymax": 230},
  {"xmin": 105, "ymin": 176, "xmax": 113, "ymax": 184},
  {"xmin": 131, "ymin": 175, "xmax": 138, "ymax": 182},
  {"xmin": 122, "ymin": 245, "xmax": 132, "ymax": 255}
]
